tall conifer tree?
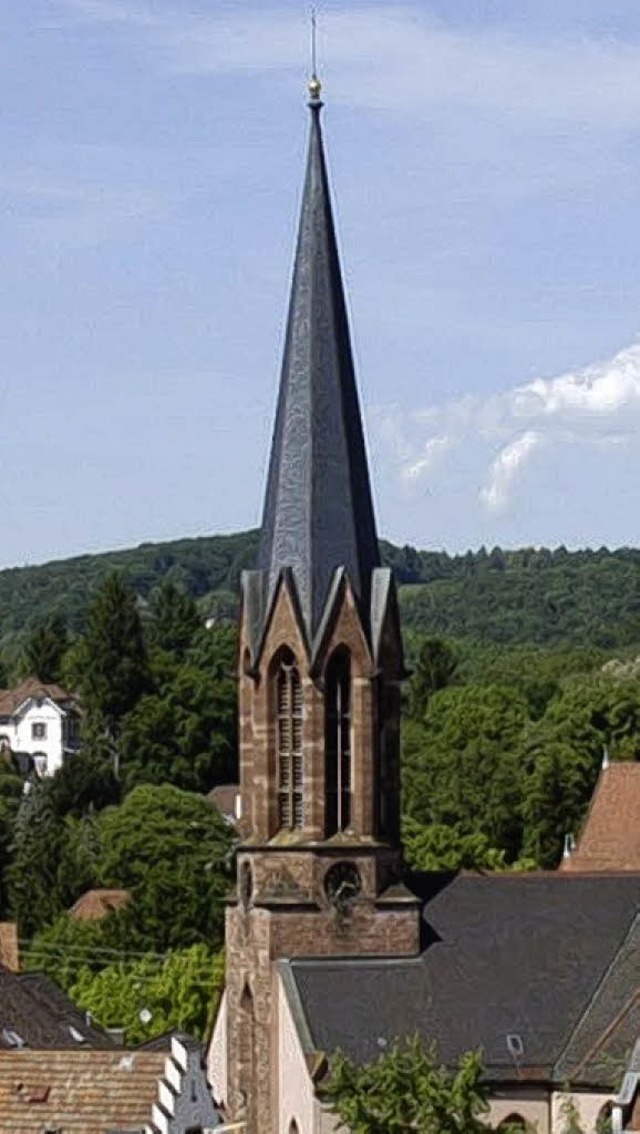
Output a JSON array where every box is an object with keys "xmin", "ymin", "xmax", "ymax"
[{"xmin": 80, "ymin": 573, "xmax": 150, "ymax": 733}]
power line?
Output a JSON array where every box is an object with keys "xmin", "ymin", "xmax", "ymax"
[{"xmin": 20, "ymin": 940, "xmax": 220, "ymax": 966}]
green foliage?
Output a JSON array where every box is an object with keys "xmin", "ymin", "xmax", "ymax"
[
  {"xmin": 0, "ymin": 760, "xmax": 24, "ymax": 916},
  {"xmin": 48, "ymin": 746, "xmax": 121, "ymax": 818},
  {"xmin": 26, "ymin": 910, "xmax": 131, "ymax": 992},
  {"xmin": 79, "ymin": 573, "xmax": 151, "ymax": 731},
  {"xmin": 147, "ymin": 580, "xmax": 201, "ymax": 658},
  {"xmin": 23, "ymin": 611, "xmax": 69, "ymax": 683},
  {"xmin": 95, "ymin": 783, "xmax": 234, "ymax": 951},
  {"xmin": 4, "ymin": 536, "xmax": 640, "ymax": 656},
  {"xmin": 119, "ymin": 625, "xmax": 237, "ymax": 793},
  {"xmin": 8, "ymin": 775, "xmax": 232, "ymax": 950},
  {"xmin": 397, "ymin": 546, "xmax": 640, "ymax": 648},
  {"xmin": 71, "ymin": 944, "xmax": 224, "ymax": 1043},
  {"xmin": 324, "ymin": 1036, "xmax": 490, "ymax": 1134},
  {"xmin": 403, "ymin": 818, "xmax": 508, "ymax": 872},
  {"xmin": 0, "ymin": 530, "xmax": 259, "ymax": 650},
  {"xmin": 7, "ymin": 780, "xmax": 68, "ymax": 936},
  {"xmin": 403, "ymin": 684, "xmax": 529, "ymax": 860},
  {"xmin": 409, "ymin": 637, "xmax": 458, "ymax": 717}
]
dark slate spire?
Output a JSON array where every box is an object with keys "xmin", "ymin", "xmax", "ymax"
[{"xmin": 257, "ymin": 81, "xmax": 380, "ymax": 644}]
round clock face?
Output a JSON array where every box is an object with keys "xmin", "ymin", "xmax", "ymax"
[{"xmin": 324, "ymin": 861, "xmax": 362, "ymax": 908}]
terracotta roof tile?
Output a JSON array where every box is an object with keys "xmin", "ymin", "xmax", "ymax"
[
  {"xmin": 562, "ymin": 763, "xmax": 640, "ymax": 872},
  {"xmin": 0, "ymin": 1049, "xmax": 165, "ymax": 1132},
  {"xmin": 0, "ymin": 676, "xmax": 78, "ymax": 717},
  {"xmin": 69, "ymin": 889, "xmax": 132, "ymax": 921}
]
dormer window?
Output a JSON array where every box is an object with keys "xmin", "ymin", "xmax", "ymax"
[
  {"xmin": 32, "ymin": 722, "xmax": 47, "ymax": 740},
  {"xmin": 276, "ymin": 650, "xmax": 303, "ymax": 830}
]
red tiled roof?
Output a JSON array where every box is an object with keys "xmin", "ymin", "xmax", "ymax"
[
  {"xmin": 0, "ymin": 1049, "xmax": 165, "ymax": 1133},
  {"xmin": 0, "ymin": 676, "xmax": 78, "ymax": 717},
  {"xmin": 562, "ymin": 763, "xmax": 640, "ymax": 872},
  {"xmin": 69, "ymin": 889, "xmax": 132, "ymax": 921},
  {"xmin": 0, "ymin": 924, "xmax": 19, "ymax": 973}
]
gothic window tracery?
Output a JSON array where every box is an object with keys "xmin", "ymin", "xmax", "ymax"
[
  {"xmin": 325, "ymin": 647, "xmax": 352, "ymax": 835},
  {"xmin": 276, "ymin": 650, "xmax": 304, "ymax": 829}
]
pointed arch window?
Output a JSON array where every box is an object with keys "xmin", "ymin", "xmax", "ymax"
[
  {"xmin": 325, "ymin": 648, "xmax": 351, "ymax": 835},
  {"xmin": 276, "ymin": 650, "xmax": 303, "ymax": 829}
]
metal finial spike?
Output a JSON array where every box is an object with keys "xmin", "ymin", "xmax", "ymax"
[
  {"xmin": 308, "ymin": 7, "xmax": 323, "ymax": 104},
  {"xmin": 311, "ymin": 7, "xmax": 317, "ymax": 76}
]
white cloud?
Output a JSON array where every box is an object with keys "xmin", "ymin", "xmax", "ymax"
[
  {"xmin": 402, "ymin": 435, "xmax": 453, "ymax": 484},
  {"xmin": 512, "ymin": 343, "xmax": 640, "ymax": 419},
  {"xmin": 480, "ymin": 431, "xmax": 543, "ymax": 513},
  {"xmin": 376, "ymin": 339, "xmax": 640, "ymax": 513}
]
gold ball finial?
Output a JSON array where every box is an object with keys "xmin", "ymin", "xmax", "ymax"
[{"xmin": 308, "ymin": 75, "xmax": 322, "ymax": 101}]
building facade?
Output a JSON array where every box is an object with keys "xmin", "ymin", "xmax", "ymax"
[
  {"xmin": 212, "ymin": 76, "xmax": 420, "ymax": 1134},
  {"xmin": 209, "ymin": 79, "xmax": 640, "ymax": 1134},
  {"xmin": 0, "ymin": 676, "xmax": 81, "ymax": 777}
]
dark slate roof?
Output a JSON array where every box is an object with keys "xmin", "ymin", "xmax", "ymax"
[
  {"xmin": 554, "ymin": 912, "xmax": 640, "ymax": 1086},
  {"xmin": 0, "ymin": 965, "xmax": 115, "ymax": 1049},
  {"xmin": 257, "ymin": 93, "xmax": 379, "ymax": 644},
  {"xmin": 284, "ymin": 872, "xmax": 640, "ymax": 1087}
]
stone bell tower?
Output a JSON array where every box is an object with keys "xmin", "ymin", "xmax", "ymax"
[{"xmin": 220, "ymin": 77, "xmax": 421, "ymax": 1133}]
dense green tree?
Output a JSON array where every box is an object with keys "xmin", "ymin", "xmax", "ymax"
[
  {"xmin": 26, "ymin": 909, "xmax": 131, "ymax": 991},
  {"xmin": 23, "ymin": 611, "xmax": 69, "ymax": 683},
  {"xmin": 48, "ymin": 745, "xmax": 121, "ymax": 818},
  {"xmin": 71, "ymin": 944, "xmax": 224, "ymax": 1043},
  {"xmin": 147, "ymin": 580, "xmax": 201, "ymax": 658},
  {"xmin": 409, "ymin": 637, "xmax": 458, "ymax": 717},
  {"xmin": 95, "ymin": 783, "xmax": 234, "ymax": 950},
  {"xmin": 79, "ymin": 573, "xmax": 151, "ymax": 733},
  {"xmin": 403, "ymin": 685, "xmax": 528, "ymax": 860},
  {"xmin": 119, "ymin": 623, "xmax": 237, "ymax": 792},
  {"xmin": 324, "ymin": 1037, "xmax": 490, "ymax": 1134},
  {"xmin": 6, "ymin": 780, "xmax": 67, "ymax": 936},
  {"xmin": 521, "ymin": 741, "xmax": 589, "ymax": 868},
  {"xmin": 403, "ymin": 818, "xmax": 508, "ymax": 872},
  {"xmin": 0, "ymin": 760, "xmax": 24, "ymax": 915}
]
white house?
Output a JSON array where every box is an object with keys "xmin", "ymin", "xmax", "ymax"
[{"xmin": 0, "ymin": 676, "xmax": 82, "ymax": 777}]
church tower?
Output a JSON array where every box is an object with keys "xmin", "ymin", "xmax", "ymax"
[{"xmin": 222, "ymin": 78, "xmax": 421, "ymax": 1133}]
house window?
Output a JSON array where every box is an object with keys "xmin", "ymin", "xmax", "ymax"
[
  {"xmin": 32, "ymin": 722, "xmax": 47, "ymax": 740},
  {"xmin": 276, "ymin": 651, "xmax": 303, "ymax": 829},
  {"xmin": 325, "ymin": 648, "xmax": 351, "ymax": 836}
]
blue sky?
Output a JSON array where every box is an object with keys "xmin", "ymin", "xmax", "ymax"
[{"xmin": 4, "ymin": 1, "xmax": 640, "ymax": 568}]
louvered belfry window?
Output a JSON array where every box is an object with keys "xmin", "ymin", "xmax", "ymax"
[
  {"xmin": 277, "ymin": 652, "xmax": 304, "ymax": 829},
  {"xmin": 325, "ymin": 649, "xmax": 352, "ymax": 835}
]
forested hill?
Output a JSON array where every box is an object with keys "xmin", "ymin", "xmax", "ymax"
[{"xmin": 2, "ymin": 533, "xmax": 640, "ymax": 650}]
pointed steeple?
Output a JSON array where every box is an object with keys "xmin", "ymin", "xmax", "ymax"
[{"xmin": 257, "ymin": 81, "xmax": 380, "ymax": 646}]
